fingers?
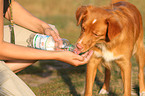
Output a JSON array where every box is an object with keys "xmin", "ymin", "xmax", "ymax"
[
  {"xmin": 45, "ymin": 24, "xmax": 60, "ymax": 41},
  {"xmin": 52, "ymin": 27, "xmax": 59, "ymax": 35},
  {"xmin": 45, "ymin": 28, "xmax": 59, "ymax": 41},
  {"xmin": 73, "ymin": 50, "xmax": 93, "ymax": 66},
  {"xmin": 84, "ymin": 50, "xmax": 94, "ymax": 60},
  {"xmin": 48, "ymin": 24, "xmax": 57, "ymax": 33},
  {"xmin": 57, "ymin": 51, "xmax": 93, "ymax": 66},
  {"xmin": 79, "ymin": 50, "xmax": 93, "ymax": 60},
  {"xmin": 44, "ymin": 24, "xmax": 63, "ymax": 48}
]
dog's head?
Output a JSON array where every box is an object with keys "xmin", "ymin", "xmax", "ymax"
[{"xmin": 75, "ymin": 6, "xmax": 122, "ymax": 53}]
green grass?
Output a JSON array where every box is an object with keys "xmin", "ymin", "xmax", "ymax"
[
  {"xmin": 4, "ymin": 0, "xmax": 145, "ymax": 95},
  {"xmin": 19, "ymin": 60, "xmax": 138, "ymax": 96},
  {"xmin": 17, "ymin": 60, "xmax": 140, "ymax": 96}
]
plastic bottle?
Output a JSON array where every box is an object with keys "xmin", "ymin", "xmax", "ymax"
[{"xmin": 26, "ymin": 33, "xmax": 75, "ymax": 51}]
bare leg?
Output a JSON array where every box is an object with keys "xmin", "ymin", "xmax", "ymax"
[
  {"xmin": 4, "ymin": 25, "xmax": 37, "ymax": 73},
  {"xmin": 5, "ymin": 60, "xmax": 36, "ymax": 73}
]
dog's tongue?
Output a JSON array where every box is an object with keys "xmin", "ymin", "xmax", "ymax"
[{"xmin": 73, "ymin": 48, "xmax": 82, "ymax": 55}]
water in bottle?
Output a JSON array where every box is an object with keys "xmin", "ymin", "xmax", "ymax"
[{"xmin": 26, "ymin": 33, "xmax": 75, "ymax": 51}]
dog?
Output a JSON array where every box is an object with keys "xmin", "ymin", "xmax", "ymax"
[{"xmin": 75, "ymin": 0, "xmax": 145, "ymax": 96}]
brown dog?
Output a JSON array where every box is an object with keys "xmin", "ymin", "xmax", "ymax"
[{"xmin": 75, "ymin": 0, "xmax": 145, "ymax": 96}]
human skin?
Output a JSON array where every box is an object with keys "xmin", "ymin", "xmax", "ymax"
[{"xmin": 0, "ymin": 0, "xmax": 93, "ymax": 73}]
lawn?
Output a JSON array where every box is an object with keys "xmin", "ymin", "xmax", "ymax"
[{"xmin": 4, "ymin": 0, "xmax": 145, "ymax": 96}]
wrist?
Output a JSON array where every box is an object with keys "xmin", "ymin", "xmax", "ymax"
[
  {"xmin": 47, "ymin": 51, "xmax": 61, "ymax": 60},
  {"xmin": 52, "ymin": 51, "xmax": 65, "ymax": 61}
]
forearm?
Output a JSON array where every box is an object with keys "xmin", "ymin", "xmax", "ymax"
[
  {"xmin": 5, "ymin": 0, "xmax": 49, "ymax": 34},
  {"xmin": 1, "ymin": 0, "xmax": 92, "ymax": 66},
  {"xmin": 0, "ymin": 41, "xmax": 59, "ymax": 60},
  {"xmin": 1, "ymin": 0, "xmax": 57, "ymax": 61}
]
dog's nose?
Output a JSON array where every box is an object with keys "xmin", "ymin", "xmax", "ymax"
[{"xmin": 76, "ymin": 43, "xmax": 83, "ymax": 50}]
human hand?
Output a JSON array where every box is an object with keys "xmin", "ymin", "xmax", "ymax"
[
  {"xmin": 44, "ymin": 24, "xmax": 62, "ymax": 48},
  {"xmin": 44, "ymin": 24, "xmax": 60, "ymax": 41},
  {"xmin": 57, "ymin": 50, "xmax": 94, "ymax": 66}
]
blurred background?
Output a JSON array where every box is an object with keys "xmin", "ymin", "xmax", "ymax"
[{"xmin": 4, "ymin": 0, "xmax": 145, "ymax": 96}]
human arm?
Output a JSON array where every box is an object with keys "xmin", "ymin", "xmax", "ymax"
[
  {"xmin": 0, "ymin": 0, "xmax": 56, "ymax": 60},
  {"xmin": 0, "ymin": 42, "xmax": 93, "ymax": 66},
  {"xmin": 4, "ymin": 0, "xmax": 60, "ymax": 41},
  {"xmin": 1, "ymin": 0, "xmax": 93, "ymax": 66}
]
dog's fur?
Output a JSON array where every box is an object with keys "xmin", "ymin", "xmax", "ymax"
[{"xmin": 75, "ymin": 0, "xmax": 145, "ymax": 96}]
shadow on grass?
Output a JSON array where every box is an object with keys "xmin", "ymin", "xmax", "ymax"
[
  {"xmin": 95, "ymin": 74, "xmax": 118, "ymax": 96},
  {"xmin": 17, "ymin": 60, "xmax": 118, "ymax": 96},
  {"xmin": 57, "ymin": 64, "xmax": 119, "ymax": 96},
  {"xmin": 133, "ymin": 85, "xmax": 139, "ymax": 96},
  {"xmin": 18, "ymin": 60, "xmax": 83, "ymax": 96},
  {"xmin": 17, "ymin": 60, "xmax": 139, "ymax": 96},
  {"xmin": 57, "ymin": 69, "xmax": 81, "ymax": 96}
]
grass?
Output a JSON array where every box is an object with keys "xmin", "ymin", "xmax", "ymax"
[
  {"xmin": 4, "ymin": 0, "xmax": 145, "ymax": 96},
  {"xmin": 18, "ymin": 60, "xmax": 138, "ymax": 96}
]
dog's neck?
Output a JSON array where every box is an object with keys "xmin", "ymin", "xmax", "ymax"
[{"xmin": 94, "ymin": 43, "xmax": 123, "ymax": 63}]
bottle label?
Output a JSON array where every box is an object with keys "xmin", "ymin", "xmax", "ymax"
[{"xmin": 33, "ymin": 34, "xmax": 55, "ymax": 50}]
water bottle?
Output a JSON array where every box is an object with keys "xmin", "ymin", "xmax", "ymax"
[{"xmin": 26, "ymin": 33, "xmax": 75, "ymax": 51}]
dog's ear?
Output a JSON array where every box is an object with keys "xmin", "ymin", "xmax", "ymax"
[
  {"xmin": 76, "ymin": 6, "xmax": 92, "ymax": 26},
  {"xmin": 106, "ymin": 16, "xmax": 122, "ymax": 41}
]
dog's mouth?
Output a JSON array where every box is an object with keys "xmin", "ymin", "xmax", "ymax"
[
  {"xmin": 73, "ymin": 48, "xmax": 82, "ymax": 54},
  {"xmin": 73, "ymin": 45, "xmax": 94, "ymax": 55}
]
